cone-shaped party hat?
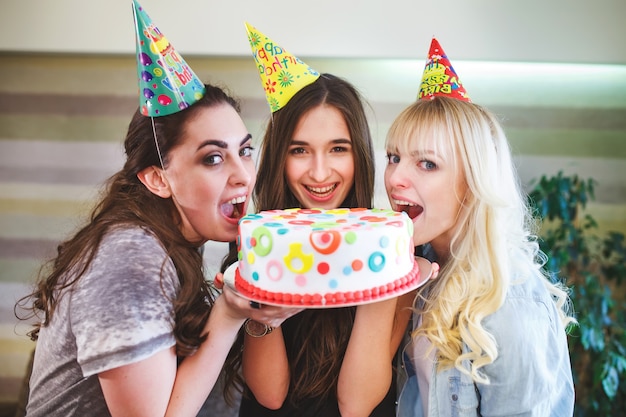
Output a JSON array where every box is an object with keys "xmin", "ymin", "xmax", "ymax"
[
  {"xmin": 418, "ymin": 38, "xmax": 470, "ymax": 102},
  {"xmin": 132, "ymin": 0, "xmax": 205, "ymax": 117},
  {"xmin": 245, "ymin": 22, "xmax": 320, "ymax": 112}
]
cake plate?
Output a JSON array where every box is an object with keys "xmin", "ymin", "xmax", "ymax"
[{"xmin": 223, "ymin": 256, "xmax": 433, "ymax": 308}]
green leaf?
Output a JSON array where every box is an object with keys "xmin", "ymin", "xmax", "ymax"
[{"xmin": 602, "ymin": 365, "xmax": 619, "ymax": 399}]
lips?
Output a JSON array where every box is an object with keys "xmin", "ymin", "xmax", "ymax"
[{"xmin": 305, "ymin": 183, "xmax": 337, "ymax": 199}]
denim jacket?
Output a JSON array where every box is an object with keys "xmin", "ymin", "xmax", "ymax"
[{"xmin": 397, "ymin": 269, "xmax": 574, "ymax": 417}]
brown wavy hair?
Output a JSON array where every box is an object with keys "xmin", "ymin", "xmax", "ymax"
[
  {"xmin": 16, "ymin": 84, "xmax": 240, "ymax": 358},
  {"xmin": 221, "ymin": 73, "xmax": 375, "ymax": 404}
]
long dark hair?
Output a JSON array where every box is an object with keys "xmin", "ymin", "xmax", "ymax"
[
  {"xmin": 16, "ymin": 84, "xmax": 240, "ymax": 358},
  {"xmin": 254, "ymin": 73, "xmax": 375, "ymax": 210},
  {"xmin": 222, "ymin": 73, "xmax": 375, "ymax": 404}
]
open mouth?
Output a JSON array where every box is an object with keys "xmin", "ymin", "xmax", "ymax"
[
  {"xmin": 221, "ymin": 196, "xmax": 247, "ymax": 220},
  {"xmin": 306, "ymin": 184, "xmax": 337, "ymax": 198},
  {"xmin": 393, "ymin": 199, "xmax": 423, "ymax": 219}
]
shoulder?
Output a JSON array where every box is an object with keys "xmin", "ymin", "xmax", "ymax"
[
  {"xmin": 96, "ymin": 226, "xmax": 171, "ymax": 271},
  {"xmin": 100, "ymin": 226, "xmax": 165, "ymax": 255},
  {"xmin": 80, "ymin": 226, "xmax": 177, "ymax": 297}
]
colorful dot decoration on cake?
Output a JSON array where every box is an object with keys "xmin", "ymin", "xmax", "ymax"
[{"xmin": 234, "ymin": 208, "xmax": 423, "ymax": 306}]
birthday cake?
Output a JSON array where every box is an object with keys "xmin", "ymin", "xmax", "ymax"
[{"xmin": 232, "ymin": 208, "xmax": 421, "ymax": 307}]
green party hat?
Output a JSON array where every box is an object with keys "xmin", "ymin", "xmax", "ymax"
[{"xmin": 132, "ymin": 0, "xmax": 205, "ymax": 117}]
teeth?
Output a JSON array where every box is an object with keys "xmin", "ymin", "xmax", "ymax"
[
  {"xmin": 308, "ymin": 185, "xmax": 335, "ymax": 193},
  {"xmin": 229, "ymin": 195, "xmax": 247, "ymax": 204},
  {"xmin": 393, "ymin": 199, "xmax": 416, "ymax": 206}
]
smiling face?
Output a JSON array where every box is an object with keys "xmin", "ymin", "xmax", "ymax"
[
  {"xmin": 159, "ymin": 104, "xmax": 255, "ymax": 243},
  {"xmin": 384, "ymin": 129, "xmax": 467, "ymax": 259},
  {"xmin": 285, "ymin": 104, "xmax": 355, "ymax": 209}
]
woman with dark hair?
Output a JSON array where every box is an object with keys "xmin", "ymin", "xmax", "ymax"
[
  {"xmin": 16, "ymin": 83, "xmax": 299, "ymax": 417},
  {"xmin": 15, "ymin": 5, "xmax": 303, "ymax": 416},
  {"xmin": 220, "ymin": 69, "xmax": 416, "ymax": 417}
]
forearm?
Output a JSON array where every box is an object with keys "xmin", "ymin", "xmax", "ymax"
[
  {"xmin": 102, "ymin": 285, "xmax": 302, "ymax": 417},
  {"xmin": 242, "ymin": 327, "xmax": 290, "ymax": 409},
  {"xmin": 165, "ymin": 299, "xmax": 245, "ymax": 417},
  {"xmin": 337, "ymin": 298, "xmax": 397, "ymax": 417}
]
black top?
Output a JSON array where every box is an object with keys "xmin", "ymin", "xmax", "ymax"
[{"xmin": 238, "ymin": 310, "xmax": 397, "ymax": 417}]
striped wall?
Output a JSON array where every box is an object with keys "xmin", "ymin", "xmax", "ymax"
[{"xmin": 1, "ymin": 53, "xmax": 625, "ymax": 407}]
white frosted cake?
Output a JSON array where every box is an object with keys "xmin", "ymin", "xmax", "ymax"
[{"xmin": 232, "ymin": 208, "xmax": 421, "ymax": 306}]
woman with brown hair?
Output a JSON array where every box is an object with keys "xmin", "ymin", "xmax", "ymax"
[
  {"xmin": 221, "ymin": 24, "xmax": 418, "ymax": 417},
  {"xmin": 15, "ymin": 4, "xmax": 301, "ymax": 416}
]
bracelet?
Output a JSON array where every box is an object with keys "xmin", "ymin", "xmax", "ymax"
[{"xmin": 243, "ymin": 318, "xmax": 273, "ymax": 337}]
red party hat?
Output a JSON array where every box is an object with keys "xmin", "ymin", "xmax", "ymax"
[{"xmin": 418, "ymin": 38, "xmax": 470, "ymax": 102}]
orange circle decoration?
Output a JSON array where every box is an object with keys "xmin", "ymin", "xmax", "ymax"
[
  {"xmin": 309, "ymin": 230, "xmax": 341, "ymax": 254},
  {"xmin": 351, "ymin": 260, "xmax": 363, "ymax": 271}
]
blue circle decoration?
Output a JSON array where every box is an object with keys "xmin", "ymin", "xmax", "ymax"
[
  {"xmin": 252, "ymin": 271, "xmax": 259, "ymax": 281},
  {"xmin": 277, "ymin": 228, "xmax": 289, "ymax": 235},
  {"xmin": 379, "ymin": 236, "xmax": 389, "ymax": 248},
  {"xmin": 329, "ymin": 279, "xmax": 338, "ymax": 289},
  {"xmin": 310, "ymin": 213, "xmax": 335, "ymax": 220},
  {"xmin": 264, "ymin": 222, "xmax": 283, "ymax": 227},
  {"xmin": 368, "ymin": 252, "xmax": 385, "ymax": 272},
  {"xmin": 342, "ymin": 266, "xmax": 352, "ymax": 275}
]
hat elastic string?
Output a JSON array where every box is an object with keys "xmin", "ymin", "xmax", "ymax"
[{"xmin": 151, "ymin": 117, "xmax": 166, "ymax": 171}]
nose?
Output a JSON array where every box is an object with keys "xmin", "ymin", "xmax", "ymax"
[
  {"xmin": 308, "ymin": 153, "xmax": 331, "ymax": 182},
  {"xmin": 229, "ymin": 157, "xmax": 253, "ymax": 187},
  {"xmin": 384, "ymin": 161, "xmax": 409, "ymax": 190}
]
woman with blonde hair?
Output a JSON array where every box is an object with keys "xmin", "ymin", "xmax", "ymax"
[{"xmin": 385, "ymin": 39, "xmax": 575, "ymax": 416}]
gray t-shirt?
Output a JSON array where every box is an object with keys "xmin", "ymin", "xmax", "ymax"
[{"xmin": 26, "ymin": 226, "xmax": 179, "ymax": 416}]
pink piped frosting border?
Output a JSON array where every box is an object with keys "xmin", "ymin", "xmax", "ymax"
[{"xmin": 234, "ymin": 258, "xmax": 421, "ymax": 306}]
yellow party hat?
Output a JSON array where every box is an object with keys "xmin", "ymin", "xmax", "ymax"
[{"xmin": 245, "ymin": 22, "xmax": 320, "ymax": 112}]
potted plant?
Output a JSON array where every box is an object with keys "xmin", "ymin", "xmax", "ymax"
[{"xmin": 528, "ymin": 171, "xmax": 626, "ymax": 416}]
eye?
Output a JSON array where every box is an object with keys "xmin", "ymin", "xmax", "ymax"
[
  {"xmin": 203, "ymin": 153, "xmax": 223, "ymax": 166},
  {"xmin": 386, "ymin": 153, "xmax": 400, "ymax": 165},
  {"xmin": 288, "ymin": 147, "xmax": 307, "ymax": 155},
  {"xmin": 331, "ymin": 145, "xmax": 351, "ymax": 153},
  {"xmin": 419, "ymin": 160, "xmax": 437, "ymax": 170},
  {"xmin": 240, "ymin": 145, "xmax": 254, "ymax": 158}
]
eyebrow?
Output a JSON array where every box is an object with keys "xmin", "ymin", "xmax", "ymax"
[
  {"xmin": 196, "ymin": 133, "xmax": 252, "ymax": 151},
  {"xmin": 410, "ymin": 149, "xmax": 437, "ymax": 158},
  {"xmin": 289, "ymin": 138, "xmax": 352, "ymax": 146}
]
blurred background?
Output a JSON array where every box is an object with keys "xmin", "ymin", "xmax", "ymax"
[{"xmin": 1, "ymin": 0, "xmax": 625, "ymax": 414}]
